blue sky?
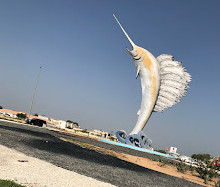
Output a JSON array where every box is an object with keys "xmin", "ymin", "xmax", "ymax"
[{"xmin": 0, "ymin": 0, "xmax": 219, "ymax": 156}]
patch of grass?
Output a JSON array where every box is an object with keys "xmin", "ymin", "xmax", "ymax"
[
  {"xmin": 0, "ymin": 179, "xmax": 25, "ymax": 187},
  {"xmin": 155, "ymin": 150, "xmax": 167, "ymax": 154}
]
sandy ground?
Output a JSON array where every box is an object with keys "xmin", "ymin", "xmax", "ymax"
[
  {"xmin": 109, "ymin": 150, "xmax": 219, "ymax": 187},
  {"xmin": 61, "ymin": 137, "xmax": 219, "ymax": 187},
  {"xmin": 117, "ymin": 153, "xmax": 210, "ymax": 187},
  {"xmin": 0, "ymin": 144, "xmax": 115, "ymax": 187}
]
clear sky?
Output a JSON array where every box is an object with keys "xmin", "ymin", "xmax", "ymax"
[{"xmin": 0, "ymin": 0, "xmax": 219, "ymax": 156}]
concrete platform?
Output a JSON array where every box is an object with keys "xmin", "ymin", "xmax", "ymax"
[{"xmin": 100, "ymin": 139, "xmax": 174, "ymax": 159}]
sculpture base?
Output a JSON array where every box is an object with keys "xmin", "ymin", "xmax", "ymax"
[
  {"xmin": 99, "ymin": 139, "xmax": 174, "ymax": 159},
  {"xmin": 115, "ymin": 130, "xmax": 153, "ymax": 149}
]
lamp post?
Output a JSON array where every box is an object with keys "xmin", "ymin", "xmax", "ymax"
[{"xmin": 28, "ymin": 67, "xmax": 42, "ymax": 118}]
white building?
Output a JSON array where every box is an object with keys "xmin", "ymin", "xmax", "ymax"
[
  {"xmin": 170, "ymin": 147, "xmax": 177, "ymax": 154},
  {"xmin": 0, "ymin": 109, "xmax": 20, "ymax": 118},
  {"xmin": 58, "ymin": 120, "xmax": 66, "ymax": 129},
  {"xmin": 179, "ymin": 155, "xmax": 196, "ymax": 163},
  {"xmin": 93, "ymin": 129, "xmax": 109, "ymax": 138},
  {"xmin": 66, "ymin": 121, "xmax": 79, "ymax": 129}
]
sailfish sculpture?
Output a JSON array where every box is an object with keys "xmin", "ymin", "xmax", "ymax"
[{"xmin": 113, "ymin": 15, "xmax": 192, "ymax": 149}]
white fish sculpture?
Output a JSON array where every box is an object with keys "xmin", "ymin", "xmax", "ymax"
[{"xmin": 113, "ymin": 15, "xmax": 191, "ymax": 149}]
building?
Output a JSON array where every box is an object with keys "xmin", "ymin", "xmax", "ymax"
[
  {"xmin": 179, "ymin": 155, "xmax": 198, "ymax": 164},
  {"xmin": 93, "ymin": 129, "xmax": 110, "ymax": 138},
  {"xmin": 38, "ymin": 115, "xmax": 50, "ymax": 121},
  {"xmin": 66, "ymin": 121, "xmax": 79, "ymax": 129},
  {"xmin": 165, "ymin": 146, "xmax": 180, "ymax": 158},
  {"xmin": 170, "ymin": 147, "xmax": 177, "ymax": 154},
  {"xmin": 58, "ymin": 120, "xmax": 66, "ymax": 129},
  {"xmin": 0, "ymin": 109, "xmax": 23, "ymax": 118},
  {"xmin": 179, "ymin": 155, "xmax": 191, "ymax": 162},
  {"xmin": 46, "ymin": 118, "xmax": 59, "ymax": 127}
]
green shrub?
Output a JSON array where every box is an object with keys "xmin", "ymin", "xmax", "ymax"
[
  {"xmin": 158, "ymin": 163, "xmax": 166, "ymax": 167},
  {"xmin": 0, "ymin": 179, "xmax": 25, "ymax": 187},
  {"xmin": 196, "ymin": 167, "xmax": 217, "ymax": 184},
  {"xmin": 16, "ymin": 113, "xmax": 27, "ymax": 119},
  {"xmin": 189, "ymin": 165, "xmax": 195, "ymax": 174},
  {"xmin": 176, "ymin": 162, "xmax": 188, "ymax": 173},
  {"xmin": 155, "ymin": 150, "xmax": 167, "ymax": 154},
  {"xmin": 81, "ymin": 129, "xmax": 89, "ymax": 134}
]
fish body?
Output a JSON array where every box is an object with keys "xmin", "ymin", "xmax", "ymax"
[
  {"xmin": 128, "ymin": 46, "xmax": 160, "ymax": 134},
  {"xmin": 113, "ymin": 15, "xmax": 160, "ymax": 135}
]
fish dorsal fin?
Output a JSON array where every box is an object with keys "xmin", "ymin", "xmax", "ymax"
[{"xmin": 153, "ymin": 54, "xmax": 192, "ymax": 112}]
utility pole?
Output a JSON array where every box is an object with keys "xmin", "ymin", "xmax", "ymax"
[{"xmin": 28, "ymin": 67, "xmax": 42, "ymax": 118}]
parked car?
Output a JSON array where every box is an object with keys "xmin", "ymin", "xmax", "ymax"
[{"xmin": 26, "ymin": 118, "xmax": 46, "ymax": 127}]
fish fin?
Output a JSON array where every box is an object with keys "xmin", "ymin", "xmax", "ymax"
[
  {"xmin": 153, "ymin": 54, "xmax": 192, "ymax": 112},
  {"xmin": 136, "ymin": 66, "xmax": 140, "ymax": 79},
  {"xmin": 137, "ymin": 109, "xmax": 141, "ymax": 116}
]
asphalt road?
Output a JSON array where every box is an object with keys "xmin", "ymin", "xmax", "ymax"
[{"xmin": 0, "ymin": 120, "xmax": 201, "ymax": 187}]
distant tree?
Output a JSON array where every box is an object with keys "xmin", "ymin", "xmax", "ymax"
[
  {"xmin": 0, "ymin": 106, "xmax": 3, "ymax": 109},
  {"xmin": 34, "ymin": 113, "xmax": 38, "ymax": 116},
  {"xmin": 66, "ymin": 120, "xmax": 79, "ymax": 126},
  {"xmin": 81, "ymin": 129, "xmax": 89, "ymax": 134},
  {"xmin": 66, "ymin": 120, "xmax": 73, "ymax": 123},
  {"xmin": 155, "ymin": 150, "xmax": 167, "ymax": 154},
  {"xmin": 191, "ymin": 154, "xmax": 212, "ymax": 162},
  {"xmin": 16, "ymin": 113, "xmax": 27, "ymax": 119}
]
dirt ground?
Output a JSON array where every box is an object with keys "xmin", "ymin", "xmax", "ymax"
[
  {"xmin": 60, "ymin": 137, "xmax": 219, "ymax": 187},
  {"xmin": 117, "ymin": 153, "xmax": 219, "ymax": 187}
]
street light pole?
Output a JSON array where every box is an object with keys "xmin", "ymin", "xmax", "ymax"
[{"xmin": 28, "ymin": 67, "xmax": 42, "ymax": 118}]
